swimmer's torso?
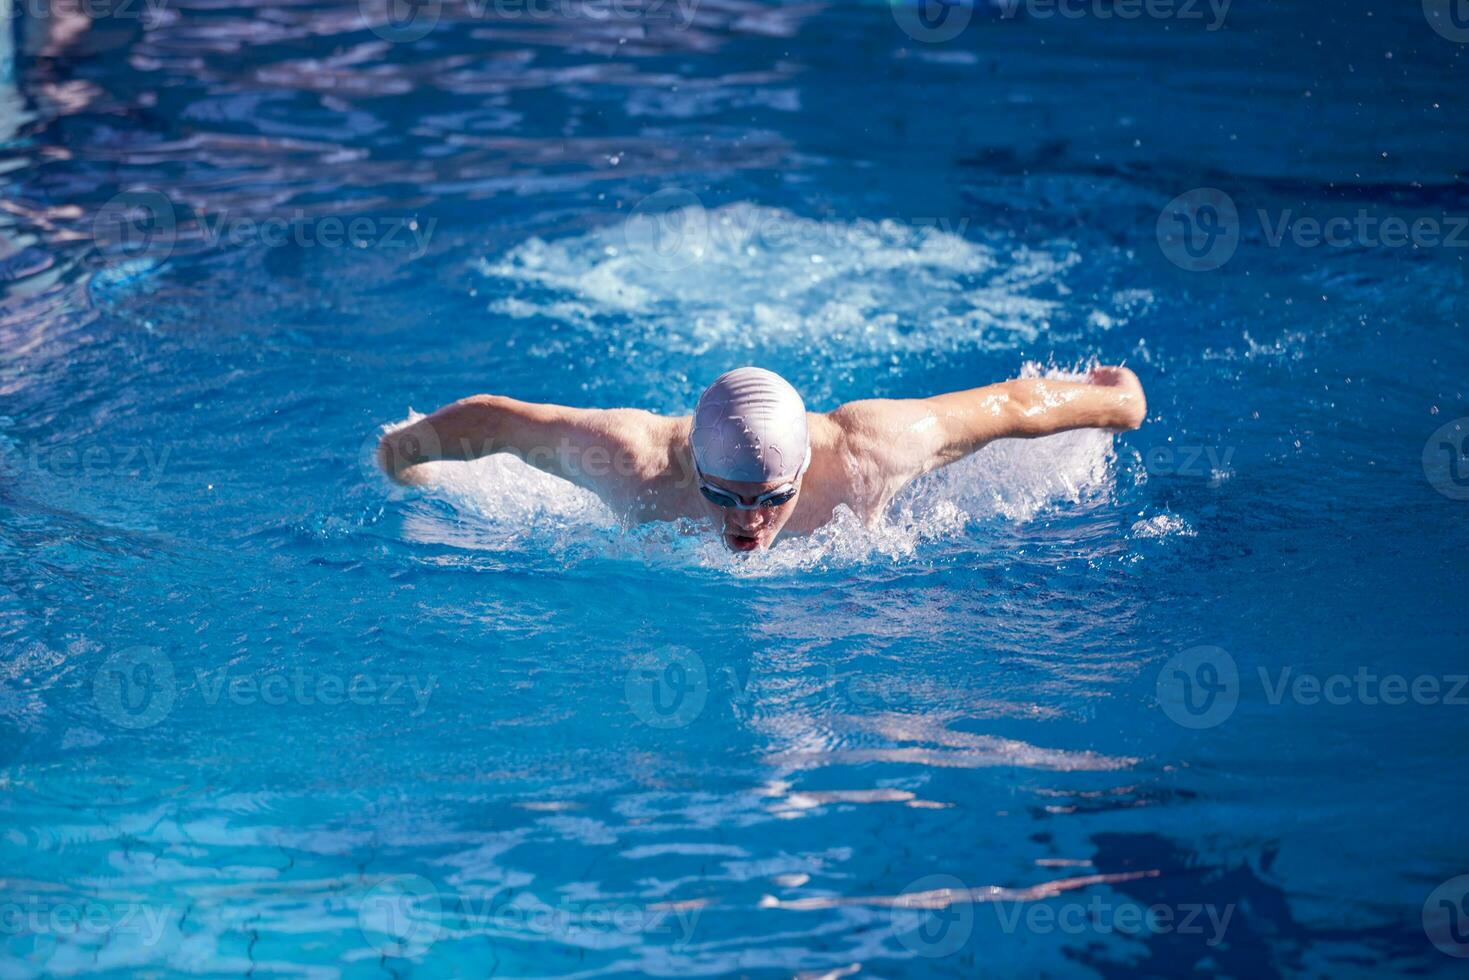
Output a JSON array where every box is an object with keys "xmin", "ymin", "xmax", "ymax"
[{"xmin": 622, "ymin": 412, "xmax": 927, "ymax": 534}]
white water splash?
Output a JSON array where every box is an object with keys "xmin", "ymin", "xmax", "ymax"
[
  {"xmin": 1130, "ymin": 512, "xmax": 1197, "ymax": 540},
  {"xmin": 896, "ymin": 365, "xmax": 1114, "ymax": 526},
  {"xmin": 477, "ymin": 203, "xmax": 1078, "ymax": 357}
]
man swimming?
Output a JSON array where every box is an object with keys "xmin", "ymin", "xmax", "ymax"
[{"xmin": 377, "ymin": 366, "xmax": 1147, "ymax": 552}]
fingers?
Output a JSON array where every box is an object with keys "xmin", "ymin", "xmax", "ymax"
[{"xmin": 1088, "ymin": 365, "xmax": 1136, "ymax": 389}]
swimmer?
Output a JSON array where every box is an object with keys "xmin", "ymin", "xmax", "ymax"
[{"xmin": 377, "ymin": 366, "xmax": 1147, "ymax": 552}]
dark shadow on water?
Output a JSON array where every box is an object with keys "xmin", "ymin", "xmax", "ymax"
[{"xmin": 1077, "ymin": 832, "xmax": 1448, "ymax": 978}]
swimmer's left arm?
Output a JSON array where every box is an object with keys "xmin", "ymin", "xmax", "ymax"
[
  {"xmin": 924, "ymin": 366, "xmax": 1147, "ymax": 465},
  {"xmin": 927, "ymin": 366, "xmax": 1146, "ymax": 460},
  {"xmin": 835, "ymin": 366, "xmax": 1147, "ymax": 480}
]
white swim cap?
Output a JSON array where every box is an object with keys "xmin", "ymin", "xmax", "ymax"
[{"xmin": 691, "ymin": 367, "xmax": 810, "ymax": 483}]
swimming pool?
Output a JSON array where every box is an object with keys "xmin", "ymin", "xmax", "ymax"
[{"xmin": 2, "ymin": 0, "xmax": 1467, "ymax": 974}]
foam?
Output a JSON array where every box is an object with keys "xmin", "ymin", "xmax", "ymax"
[
  {"xmin": 476, "ymin": 203, "xmax": 1077, "ymax": 357},
  {"xmin": 1130, "ymin": 512, "xmax": 1197, "ymax": 540}
]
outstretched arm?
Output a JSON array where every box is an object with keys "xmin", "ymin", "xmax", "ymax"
[
  {"xmin": 832, "ymin": 366, "xmax": 1147, "ymax": 483},
  {"xmin": 376, "ymin": 394, "xmax": 668, "ymax": 503}
]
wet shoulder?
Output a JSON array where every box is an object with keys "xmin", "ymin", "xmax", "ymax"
[
  {"xmin": 641, "ymin": 414, "xmax": 699, "ymax": 507},
  {"xmin": 809, "ymin": 408, "xmax": 876, "ymax": 465}
]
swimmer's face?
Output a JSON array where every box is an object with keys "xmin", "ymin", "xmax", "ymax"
[{"xmin": 697, "ymin": 474, "xmax": 802, "ymax": 552}]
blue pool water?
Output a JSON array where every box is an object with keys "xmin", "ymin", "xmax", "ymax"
[{"xmin": 2, "ymin": 0, "xmax": 1468, "ymax": 975}]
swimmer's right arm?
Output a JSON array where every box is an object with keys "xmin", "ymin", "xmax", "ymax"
[
  {"xmin": 376, "ymin": 395, "xmax": 662, "ymax": 498},
  {"xmin": 377, "ymin": 395, "xmax": 504, "ymax": 486}
]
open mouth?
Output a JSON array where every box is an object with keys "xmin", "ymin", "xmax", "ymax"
[{"xmin": 726, "ymin": 532, "xmax": 761, "ymax": 552}]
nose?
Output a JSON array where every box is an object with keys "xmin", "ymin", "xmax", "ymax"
[{"xmin": 726, "ymin": 508, "xmax": 762, "ymax": 530}]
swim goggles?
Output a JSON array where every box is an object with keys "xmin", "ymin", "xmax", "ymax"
[
  {"xmin": 698, "ymin": 479, "xmax": 799, "ymax": 511},
  {"xmin": 694, "ymin": 446, "xmax": 810, "ymax": 511}
]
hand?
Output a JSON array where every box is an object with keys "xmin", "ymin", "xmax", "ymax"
[
  {"xmin": 377, "ymin": 421, "xmax": 442, "ymax": 485},
  {"xmin": 1086, "ymin": 365, "xmax": 1146, "ymax": 430},
  {"xmin": 1087, "ymin": 365, "xmax": 1138, "ymax": 389}
]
